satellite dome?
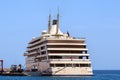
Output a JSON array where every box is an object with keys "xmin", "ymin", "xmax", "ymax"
[{"xmin": 42, "ymin": 30, "xmax": 47, "ymax": 35}]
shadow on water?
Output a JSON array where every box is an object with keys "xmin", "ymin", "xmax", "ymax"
[{"xmin": 50, "ymin": 76, "xmax": 93, "ymax": 80}]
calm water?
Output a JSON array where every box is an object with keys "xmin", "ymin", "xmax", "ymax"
[{"xmin": 0, "ymin": 70, "xmax": 120, "ymax": 80}]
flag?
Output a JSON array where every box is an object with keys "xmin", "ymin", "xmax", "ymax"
[{"xmin": 67, "ymin": 31, "xmax": 70, "ymax": 37}]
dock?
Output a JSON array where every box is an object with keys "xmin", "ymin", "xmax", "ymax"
[{"xmin": 0, "ymin": 72, "xmax": 27, "ymax": 76}]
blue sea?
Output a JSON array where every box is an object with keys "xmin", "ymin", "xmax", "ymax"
[{"xmin": 0, "ymin": 70, "xmax": 120, "ymax": 80}]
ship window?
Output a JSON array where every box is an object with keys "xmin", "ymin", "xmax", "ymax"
[
  {"xmin": 73, "ymin": 64, "xmax": 79, "ymax": 67},
  {"xmin": 41, "ymin": 51, "xmax": 46, "ymax": 55},
  {"xmin": 79, "ymin": 46, "xmax": 85, "ymax": 48},
  {"xmin": 85, "ymin": 51, "xmax": 87, "ymax": 53},
  {"xmin": 55, "ymin": 64, "xmax": 65, "ymax": 67},
  {"xmin": 66, "ymin": 64, "xmax": 72, "ymax": 67},
  {"xmin": 81, "ymin": 56, "xmax": 89, "ymax": 59},
  {"xmin": 83, "ymin": 56, "xmax": 87, "ymax": 59},
  {"xmin": 50, "ymin": 64, "xmax": 54, "ymax": 67},
  {"xmin": 49, "ymin": 56, "xmax": 62, "ymax": 59},
  {"xmin": 82, "ymin": 51, "xmax": 85, "ymax": 54},
  {"xmin": 49, "ymin": 51, "xmax": 82, "ymax": 54},
  {"xmin": 79, "ymin": 56, "xmax": 82, "ymax": 59},
  {"xmin": 80, "ymin": 64, "xmax": 90, "ymax": 67},
  {"xmin": 86, "ymin": 56, "xmax": 89, "ymax": 59},
  {"xmin": 83, "ymin": 46, "xmax": 86, "ymax": 48},
  {"xmin": 41, "ymin": 46, "xmax": 45, "ymax": 50},
  {"xmin": 41, "ymin": 57, "xmax": 47, "ymax": 61},
  {"xmin": 47, "ymin": 45, "xmax": 83, "ymax": 48}
]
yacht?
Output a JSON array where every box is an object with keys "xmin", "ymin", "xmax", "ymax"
[{"xmin": 24, "ymin": 13, "xmax": 93, "ymax": 76}]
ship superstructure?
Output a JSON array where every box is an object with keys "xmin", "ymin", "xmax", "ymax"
[{"xmin": 24, "ymin": 14, "xmax": 93, "ymax": 76}]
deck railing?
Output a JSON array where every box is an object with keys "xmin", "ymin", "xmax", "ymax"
[{"xmin": 49, "ymin": 59, "xmax": 91, "ymax": 62}]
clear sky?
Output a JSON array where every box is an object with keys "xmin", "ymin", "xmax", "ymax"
[{"xmin": 0, "ymin": 0, "xmax": 120, "ymax": 70}]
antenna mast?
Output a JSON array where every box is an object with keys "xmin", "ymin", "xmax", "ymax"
[
  {"xmin": 56, "ymin": 8, "xmax": 59, "ymax": 34},
  {"xmin": 48, "ymin": 14, "xmax": 51, "ymax": 34}
]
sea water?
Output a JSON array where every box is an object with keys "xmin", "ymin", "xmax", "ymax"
[{"xmin": 0, "ymin": 70, "xmax": 120, "ymax": 80}]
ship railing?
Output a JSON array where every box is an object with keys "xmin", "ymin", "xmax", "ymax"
[
  {"xmin": 27, "ymin": 45, "xmax": 46, "ymax": 52},
  {"xmin": 47, "ymin": 37, "xmax": 86, "ymax": 40},
  {"xmin": 49, "ymin": 59, "xmax": 91, "ymax": 62},
  {"xmin": 73, "ymin": 37, "xmax": 86, "ymax": 39},
  {"xmin": 23, "ymin": 53, "xmax": 28, "ymax": 56},
  {"xmin": 27, "ymin": 39, "xmax": 46, "ymax": 48}
]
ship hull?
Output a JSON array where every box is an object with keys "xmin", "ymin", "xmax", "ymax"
[
  {"xmin": 42, "ymin": 67, "xmax": 93, "ymax": 76},
  {"xmin": 42, "ymin": 74, "xmax": 93, "ymax": 76}
]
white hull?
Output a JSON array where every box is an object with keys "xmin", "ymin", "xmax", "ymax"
[
  {"xmin": 42, "ymin": 67, "xmax": 93, "ymax": 76},
  {"xmin": 24, "ymin": 67, "xmax": 93, "ymax": 76}
]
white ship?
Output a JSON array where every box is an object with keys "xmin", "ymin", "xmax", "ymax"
[{"xmin": 24, "ymin": 13, "xmax": 93, "ymax": 76}]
